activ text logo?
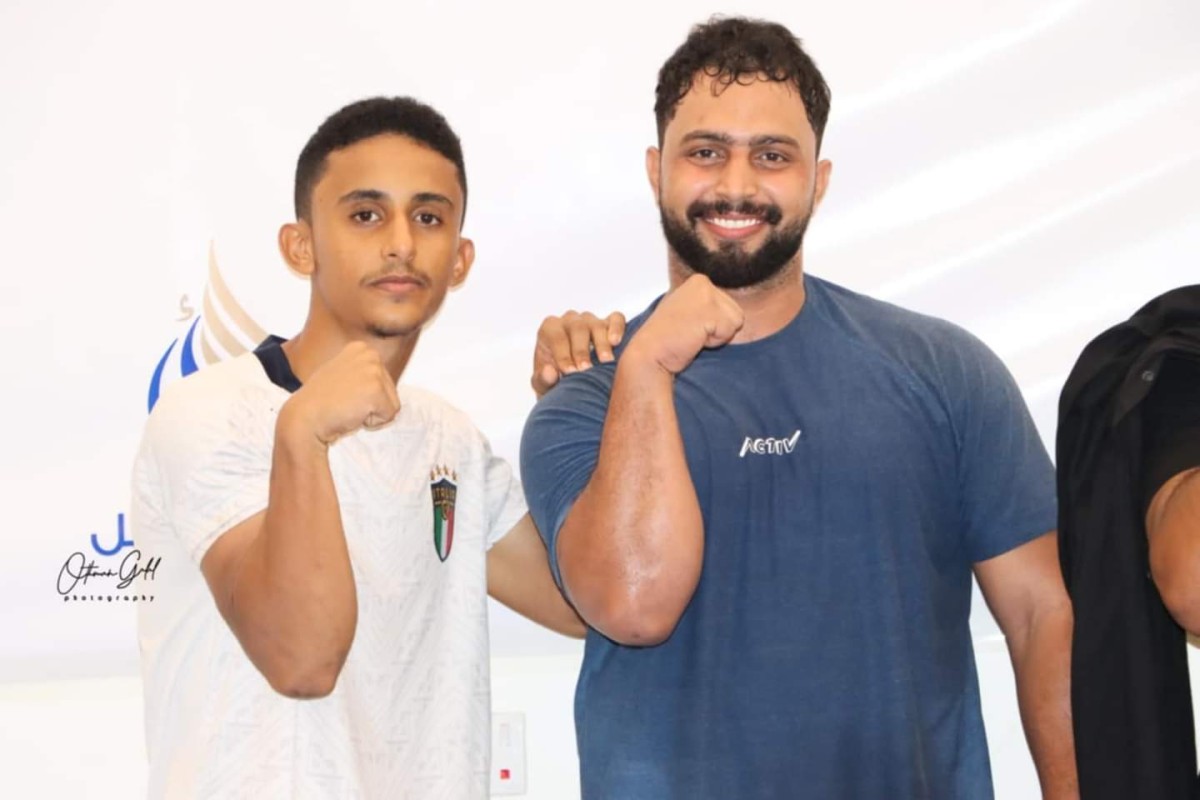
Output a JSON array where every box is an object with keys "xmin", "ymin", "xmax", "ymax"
[{"xmin": 738, "ymin": 430, "xmax": 802, "ymax": 458}]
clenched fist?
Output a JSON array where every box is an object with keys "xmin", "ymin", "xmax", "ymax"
[
  {"xmin": 624, "ymin": 275, "xmax": 744, "ymax": 375},
  {"xmin": 280, "ymin": 342, "xmax": 401, "ymax": 446}
]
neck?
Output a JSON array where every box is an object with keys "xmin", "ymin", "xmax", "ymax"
[
  {"xmin": 667, "ymin": 252, "xmax": 808, "ymax": 344},
  {"xmin": 281, "ymin": 316, "xmax": 419, "ymax": 385}
]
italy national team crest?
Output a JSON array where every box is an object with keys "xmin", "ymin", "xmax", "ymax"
[{"xmin": 430, "ymin": 466, "xmax": 458, "ymax": 562}]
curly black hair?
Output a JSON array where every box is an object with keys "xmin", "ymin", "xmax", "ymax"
[
  {"xmin": 293, "ymin": 96, "xmax": 467, "ymax": 224},
  {"xmin": 654, "ymin": 17, "xmax": 831, "ymax": 152}
]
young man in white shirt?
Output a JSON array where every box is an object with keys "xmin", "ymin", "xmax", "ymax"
[{"xmin": 132, "ymin": 96, "xmax": 601, "ymax": 799}]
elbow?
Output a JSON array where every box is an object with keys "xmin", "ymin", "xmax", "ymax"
[
  {"xmin": 1149, "ymin": 535, "xmax": 1200, "ymax": 635},
  {"xmin": 557, "ymin": 531, "xmax": 700, "ymax": 646},
  {"xmin": 585, "ymin": 594, "xmax": 683, "ymax": 647},
  {"xmin": 262, "ymin": 656, "xmax": 346, "ymax": 700},
  {"xmin": 1154, "ymin": 569, "xmax": 1200, "ymax": 636},
  {"xmin": 561, "ymin": 568, "xmax": 697, "ymax": 646},
  {"xmin": 558, "ymin": 614, "xmax": 589, "ymax": 640}
]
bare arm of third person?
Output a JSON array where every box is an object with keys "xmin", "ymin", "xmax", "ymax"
[
  {"xmin": 199, "ymin": 342, "xmax": 400, "ymax": 698},
  {"xmin": 975, "ymin": 531, "xmax": 1079, "ymax": 800},
  {"xmin": 554, "ymin": 275, "xmax": 744, "ymax": 645},
  {"xmin": 1147, "ymin": 466, "xmax": 1200, "ymax": 634}
]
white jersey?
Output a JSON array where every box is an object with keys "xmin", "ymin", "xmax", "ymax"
[{"xmin": 132, "ymin": 348, "xmax": 525, "ymax": 799}]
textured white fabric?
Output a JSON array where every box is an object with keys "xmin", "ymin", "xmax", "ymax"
[{"xmin": 132, "ymin": 353, "xmax": 525, "ymax": 799}]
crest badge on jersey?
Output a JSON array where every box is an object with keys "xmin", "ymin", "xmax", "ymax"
[{"xmin": 430, "ymin": 466, "xmax": 458, "ymax": 562}]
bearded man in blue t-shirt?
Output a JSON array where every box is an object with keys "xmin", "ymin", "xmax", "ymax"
[{"xmin": 521, "ymin": 16, "xmax": 1078, "ymax": 800}]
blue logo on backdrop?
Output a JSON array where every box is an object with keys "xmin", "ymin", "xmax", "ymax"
[
  {"xmin": 92, "ymin": 512, "xmax": 134, "ymax": 556},
  {"xmin": 60, "ymin": 244, "xmax": 267, "ymax": 603},
  {"xmin": 146, "ymin": 245, "xmax": 266, "ymax": 411},
  {"xmin": 148, "ymin": 315, "xmax": 202, "ymax": 412}
]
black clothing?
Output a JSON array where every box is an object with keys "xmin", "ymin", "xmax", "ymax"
[{"xmin": 1058, "ymin": 285, "xmax": 1200, "ymax": 800}]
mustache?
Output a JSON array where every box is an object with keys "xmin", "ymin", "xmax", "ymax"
[
  {"xmin": 360, "ymin": 265, "xmax": 431, "ymax": 287},
  {"xmin": 686, "ymin": 199, "xmax": 783, "ymax": 226}
]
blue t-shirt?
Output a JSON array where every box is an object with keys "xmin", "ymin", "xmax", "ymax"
[{"xmin": 520, "ymin": 274, "xmax": 1056, "ymax": 800}]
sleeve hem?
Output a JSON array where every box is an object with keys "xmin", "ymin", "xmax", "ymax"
[
  {"xmin": 967, "ymin": 512, "xmax": 1057, "ymax": 564},
  {"xmin": 182, "ymin": 497, "xmax": 269, "ymax": 565}
]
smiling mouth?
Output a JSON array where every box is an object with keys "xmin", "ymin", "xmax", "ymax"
[
  {"xmin": 699, "ymin": 214, "xmax": 769, "ymax": 240},
  {"xmin": 705, "ymin": 216, "xmax": 764, "ymax": 230}
]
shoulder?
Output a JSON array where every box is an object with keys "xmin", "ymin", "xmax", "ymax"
[
  {"xmin": 527, "ymin": 362, "xmax": 619, "ymax": 436},
  {"xmin": 1147, "ymin": 355, "xmax": 1200, "ymax": 416},
  {"xmin": 808, "ymin": 275, "xmax": 1007, "ymax": 392},
  {"xmin": 811, "ymin": 276, "xmax": 985, "ymax": 357},
  {"xmin": 523, "ymin": 300, "xmax": 666, "ymax": 428},
  {"xmin": 143, "ymin": 354, "xmax": 280, "ymax": 452}
]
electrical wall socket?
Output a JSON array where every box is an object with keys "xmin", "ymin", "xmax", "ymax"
[{"xmin": 490, "ymin": 711, "xmax": 527, "ymax": 796}]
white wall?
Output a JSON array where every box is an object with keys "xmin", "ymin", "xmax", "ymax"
[
  {"xmin": 1, "ymin": 0, "xmax": 1198, "ymax": 796},
  {"xmin": 5, "ymin": 648, "xmax": 1200, "ymax": 799}
]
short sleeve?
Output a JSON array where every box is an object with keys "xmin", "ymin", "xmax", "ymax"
[
  {"xmin": 1141, "ymin": 355, "xmax": 1200, "ymax": 515},
  {"xmin": 140, "ymin": 378, "xmax": 274, "ymax": 564},
  {"xmin": 519, "ymin": 365, "xmax": 614, "ymax": 588},
  {"xmin": 479, "ymin": 433, "xmax": 528, "ymax": 550},
  {"xmin": 941, "ymin": 331, "xmax": 1058, "ymax": 562}
]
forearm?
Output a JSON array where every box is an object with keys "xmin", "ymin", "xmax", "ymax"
[
  {"xmin": 1008, "ymin": 603, "xmax": 1079, "ymax": 800},
  {"xmin": 559, "ymin": 348, "xmax": 703, "ymax": 644},
  {"xmin": 231, "ymin": 408, "xmax": 358, "ymax": 695},
  {"xmin": 1149, "ymin": 467, "xmax": 1200, "ymax": 633}
]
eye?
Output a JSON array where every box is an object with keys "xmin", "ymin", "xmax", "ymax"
[
  {"xmin": 689, "ymin": 147, "xmax": 720, "ymax": 161},
  {"xmin": 758, "ymin": 151, "xmax": 789, "ymax": 165},
  {"xmin": 351, "ymin": 209, "xmax": 382, "ymax": 224},
  {"xmin": 414, "ymin": 211, "xmax": 442, "ymax": 227}
]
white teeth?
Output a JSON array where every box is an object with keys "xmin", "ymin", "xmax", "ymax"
[{"xmin": 709, "ymin": 217, "xmax": 761, "ymax": 229}]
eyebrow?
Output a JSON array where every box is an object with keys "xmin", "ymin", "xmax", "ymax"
[
  {"xmin": 337, "ymin": 188, "xmax": 388, "ymax": 205},
  {"xmin": 680, "ymin": 130, "xmax": 802, "ymax": 149},
  {"xmin": 336, "ymin": 188, "xmax": 456, "ymax": 208},
  {"xmin": 411, "ymin": 191, "xmax": 455, "ymax": 208}
]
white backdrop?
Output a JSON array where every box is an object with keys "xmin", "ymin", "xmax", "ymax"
[{"xmin": 1, "ymin": 0, "xmax": 1198, "ymax": 795}]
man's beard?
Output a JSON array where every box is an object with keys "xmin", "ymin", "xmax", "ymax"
[{"xmin": 659, "ymin": 198, "xmax": 809, "ymax": 289}]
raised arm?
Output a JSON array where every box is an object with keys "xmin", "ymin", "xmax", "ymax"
[
  {"xmin": 554, "ymin": 275, "xmax": 743, "ymax": 645},
  {"xmin": 200, "ymin": 342, "xmax": 399, "ymax": 698}
]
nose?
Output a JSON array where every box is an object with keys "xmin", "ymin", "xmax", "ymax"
[
  {"xmin": 383, "ymin": 218, "xmax": 415, "ymax": 264},
  {"xmin": 714, "ymin": 151, "xmax": 759, "ymax": 204}
]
